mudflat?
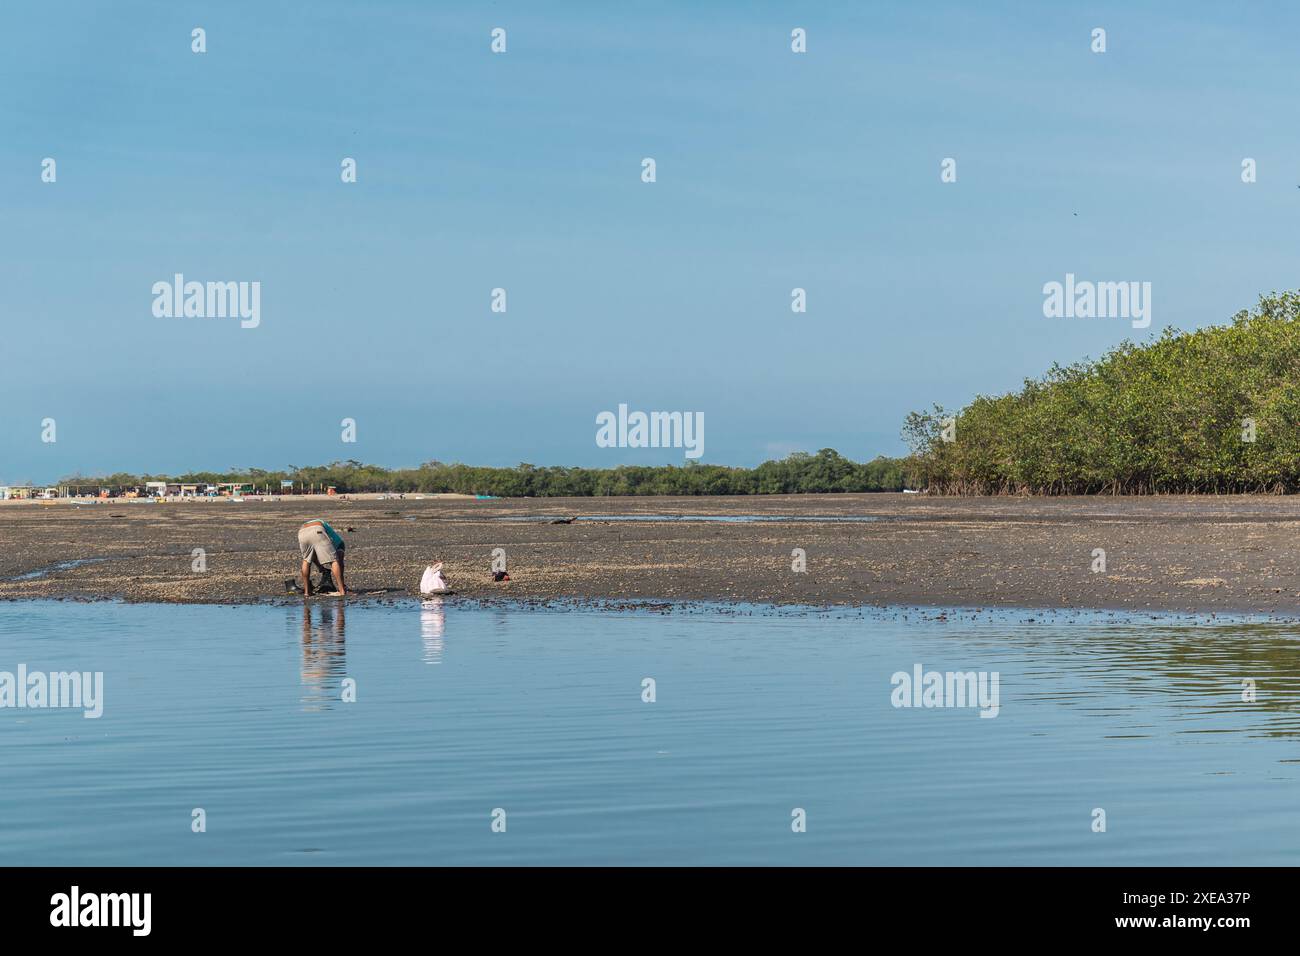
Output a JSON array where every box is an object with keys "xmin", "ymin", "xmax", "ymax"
[{"xmin": 2, "ymin": 493, "xmax": 1299, "ymax": 612}]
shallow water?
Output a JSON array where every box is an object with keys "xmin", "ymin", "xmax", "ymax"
[
  {"xmin": 6, "ymin": 558, "xmax": 110, "ymax": 582},
  {"xmin": 1, "ymin": 600, "xmax": 1297, "ymax": 865}
]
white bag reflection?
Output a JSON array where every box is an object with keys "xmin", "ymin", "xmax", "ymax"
[{"xmin": 420, "ymin": 597, "xmax": 446, "ymax": 664}]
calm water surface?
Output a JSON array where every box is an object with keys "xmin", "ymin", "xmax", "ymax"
[{"xmin": 1, "ymin": 600, "xmax": 1298, "ymax": 865}]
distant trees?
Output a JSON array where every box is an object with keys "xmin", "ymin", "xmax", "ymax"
[
  {"xmin": 60, "ymin": 449, "xmax": 911, "ymax": 497},
  {"xmin": 60, "ymin": 291, "xmax": 1300, "ymax": 499},
  {"xmin": 905, "ymin": 291, "xmax": 1300, "ymax": 494}
]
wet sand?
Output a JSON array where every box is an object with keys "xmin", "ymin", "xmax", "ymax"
[{"xmin": 3, "ymin": 494, "xmax": 1300, "ymax": 613}]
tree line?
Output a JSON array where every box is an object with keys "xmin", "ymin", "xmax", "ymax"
[
  {"xmin": 903, "ymin": 291, "xmax": 1300, "ymax": 494},
  {"xmin": 64, "ymin": 291, "xmax": 1295, "ymax": 499},
  {"xmin": 60, "ymin": 450, "xmax": 912, "ymax": 497}
]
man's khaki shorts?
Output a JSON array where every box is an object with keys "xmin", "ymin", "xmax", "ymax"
[{"xmin": 298, "ymin": 525, "xmax": 342, "ymax": 566}]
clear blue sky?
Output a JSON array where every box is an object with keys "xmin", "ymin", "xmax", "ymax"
[{"xmin": 2, "ymin": 1, "xmax": 1297, "ymax": 482}]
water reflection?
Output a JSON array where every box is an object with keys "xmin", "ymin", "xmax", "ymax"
[
  {"xmin": 420, "ymin": 598, "xmax": 446, "ymax": 664},
  {"xmin": 10, "ymin": 598, "xmax": 1300, "ymax": 864},
  {"xmin": 300, "ymin": 602, "xmax": 347, "ymax": 710},
  {"xmin": 919, "ymin": 617, "xmax": 1300, "ymax": 743}
]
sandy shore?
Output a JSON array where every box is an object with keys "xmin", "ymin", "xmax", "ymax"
[{"xmin": 3, "ymin": 493, "xmax": 1300, "ymax": 612}]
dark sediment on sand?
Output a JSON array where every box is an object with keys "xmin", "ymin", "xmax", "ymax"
[{"xmin": 3, "ymin": 493, "xmax": 1300, "ymax": 614}]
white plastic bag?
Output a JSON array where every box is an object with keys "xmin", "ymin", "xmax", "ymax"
[{"xmin": 420, "ymin": 563, "xmax": 448, "ymax": 594}]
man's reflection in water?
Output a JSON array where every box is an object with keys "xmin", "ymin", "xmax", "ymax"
[
  {"xmin": 301, "ymin": 602, "xmax": 347, "ymax": 710},
  {"xmin": 421, "ymin": 598, "xmax": 446, "ymax": 664}
]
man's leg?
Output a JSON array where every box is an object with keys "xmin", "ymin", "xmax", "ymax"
[
  {"xmin": 330, "ymin": 558, "xmax": 346, "ymax": 596},
  {"xmin": 301, "ymin": 559, "xmax": 313, "ymax": 596},
  {"xmin": 316, "ymin": 555, "xmax": 335, "ymax": 592}
]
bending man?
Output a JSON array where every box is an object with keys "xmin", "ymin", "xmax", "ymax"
[{"xmin": 297, "ymin": 518, "xmax": 347, "ymax": 596}]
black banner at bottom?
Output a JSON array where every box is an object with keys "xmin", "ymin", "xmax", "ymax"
[{"xmin": 0, "ymin": 867, "xmax": 1278, "ymax": 941}]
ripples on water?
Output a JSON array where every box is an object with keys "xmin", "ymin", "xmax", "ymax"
[{"xmin": 1, "ymin": 600, "xmax": 1297, "ymax": 865}]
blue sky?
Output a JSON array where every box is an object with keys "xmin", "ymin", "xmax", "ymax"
[{"xmin": 2, "ymin": 1, "xmax": 1298, "ymax": 482}]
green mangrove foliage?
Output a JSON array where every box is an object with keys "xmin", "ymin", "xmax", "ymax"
[
  {"xmin": 903, "ymin": 291, "xmax": 1300, "ymax": 494},
  {"xmin": 60, "ymin": 450, "xmax": 911, "ymax": 497}
]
